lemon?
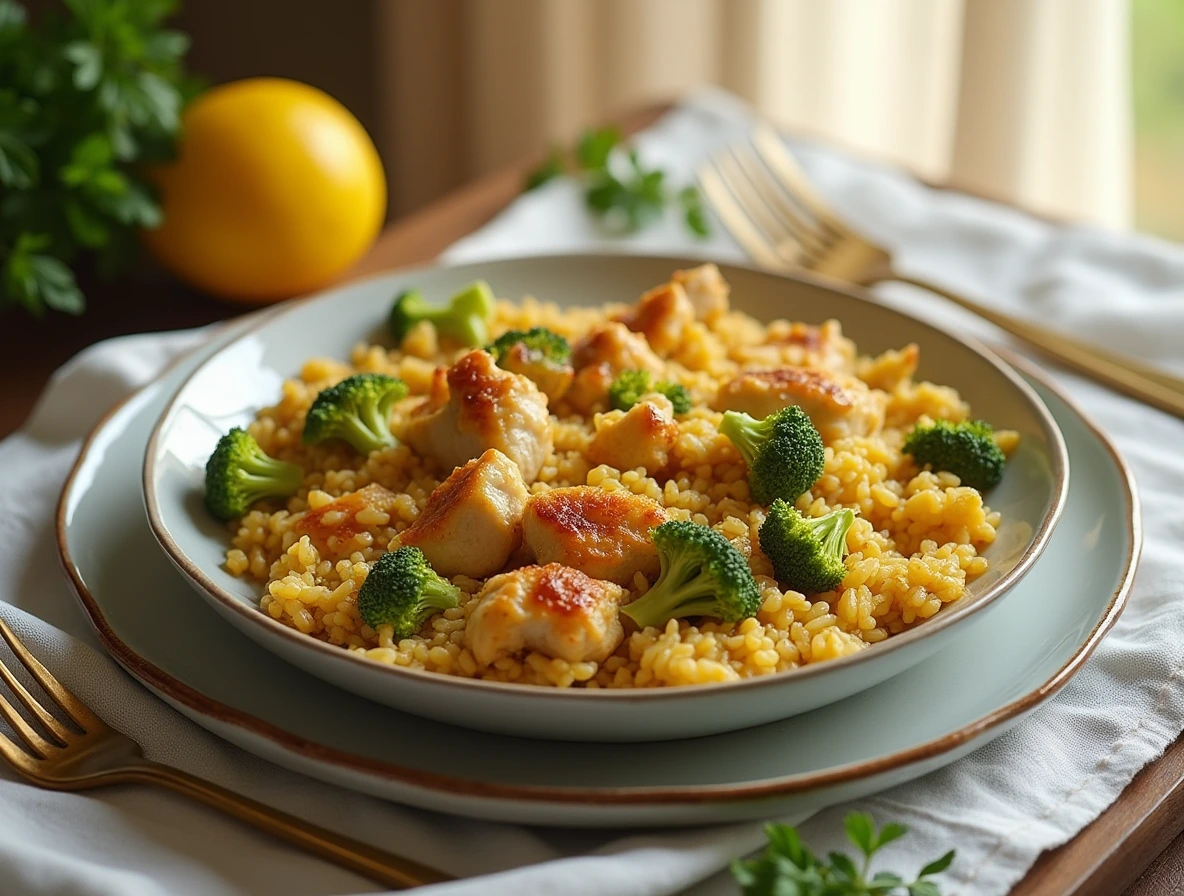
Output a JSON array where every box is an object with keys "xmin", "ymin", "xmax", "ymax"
[{"xmin": 144, "ymin": 78, "xmax": 386, "ymax": 303}]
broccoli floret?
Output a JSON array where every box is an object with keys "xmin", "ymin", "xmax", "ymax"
[
  {"xmin": 389, "ymin": 280, "xmax": 497, "ymax": 346},
  {"xmin": 607, "ymin": 369, "xmax": 693, "ymax": 414},
  {"xmin": 621, "ymin": 520, "xmax": 761, "ymax": 628},
  {"xmin": 758, "ymin": 500, "xmax": 855, "ymax": 594},
  {"xmin": 903, "ymin": 419, "xmax": 1006, "ymax": 490},
  {"xmin": 718, "ymin": 407, "xmax": 825, "ymax": 505},
  {"xmin": 608, "ymin": 369, "xmax": 650, "ymax": 411},
  {"xmin": 487, "ymin": 327, "xmax": 571, "ymax": 365},
  {"xmin": 302, "ymin": 373, "xmax": 408, "ymax": 454},
  {"xmin": 356, "ymin": 546, "xmax": 461, "ymax": 637},
  {"xmin": 204, "ymin": 428, "xmax": 303, "ymax": 521},
  {"xmin": 657, "ymin": 381, "xmax": 692, "ymax": 414}
]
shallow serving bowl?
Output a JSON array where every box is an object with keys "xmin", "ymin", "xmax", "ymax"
[{"xmin": 144, "ymin": 253, "xmax": 1068, "ymax": 742}]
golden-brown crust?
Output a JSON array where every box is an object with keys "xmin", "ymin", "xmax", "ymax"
[
  {"xmin": 529, "ymin": 563, "xmax": 606, "ymax": 617},
  {"xmin": 717, "ymin": 366, "xmax": 857, "ymax": 412},
  {"xmin": 448, "ymin": 350, "xmax": 515, "ymax": 433},
  {"xmin": 296, "ymin": 483, "xmax": 397, "ymax": 547},
  {"xmin": 523, "ymin": 486, "xmax": 665, "ymax": 583},
  {"xmin": 400, "ymin": 451, "xmax": 492, "ymax": 542},
  {"xmin": 586, "ymin": 400, "xmax": 679, "ymax": 474},
  {"xmin": 614, "ymin": 281, "xmax": 693, "ymax": 356}
]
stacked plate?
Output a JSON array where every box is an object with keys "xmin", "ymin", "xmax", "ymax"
[{"xmin": 57, "ymin": 255, "xmax": 1139, "ymax": 827}]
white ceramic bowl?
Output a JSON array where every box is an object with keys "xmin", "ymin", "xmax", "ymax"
[{"xmin": 144, "ymin": 254, "xmax": 1068, "ymax": 742}]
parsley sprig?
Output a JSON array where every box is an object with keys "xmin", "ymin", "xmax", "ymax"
[
  {"xmin": 525, "ymin": 126, "xmax": 710, "ymax": 238},
  {"xmin": 0, "ymin": 0, "xmax": 195, "ymax": 316},
  {"xmin": 732, "ymin": 812, "xmax": 955, "ymax": 896}
]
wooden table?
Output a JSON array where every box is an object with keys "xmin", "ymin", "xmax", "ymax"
[{"xmin": 4, "ymin": 104, "xmax": 1179, "ymax": 896}]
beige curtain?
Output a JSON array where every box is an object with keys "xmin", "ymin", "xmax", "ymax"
[{"xmin": 376, "ymin": 0, "xmax": 1130, "ymax": 227}]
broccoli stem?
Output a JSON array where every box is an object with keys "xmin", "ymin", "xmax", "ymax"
[
  {"xmin": 420, "ymin": 578, "xmax": 462, "ymax": 610},
  {"xmin": 718, "ymin": 411, "xmax": 769, "ymax": 469},
  {"xmin": 340, "ymin": 412, "xmax": 394, "ymax": 454},
  {"xmin": 622, "ymin": 553, "xmax": 719, "ymax": 627}
]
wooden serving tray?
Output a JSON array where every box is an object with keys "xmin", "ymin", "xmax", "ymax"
[{"xmin": 4, "ymin": 102, "xmax": 1175, "ymax": 896}]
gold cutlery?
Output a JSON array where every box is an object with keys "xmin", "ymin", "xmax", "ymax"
[
  {"xmin": 0, "ymin": 617, "xmax": 450, "ymax": 889},
  {"xmin": 699, "ymin": 124, "xmax": 1184, "ymax": 420}
]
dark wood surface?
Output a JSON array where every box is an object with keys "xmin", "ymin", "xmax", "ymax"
[{"xmin": 5, "ymin": 102, "xmax": 1179, "ymax": 895}]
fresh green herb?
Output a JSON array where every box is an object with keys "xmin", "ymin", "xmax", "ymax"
[
  {"xmin": 0, "ymin": 0, "xmax": 195, "ymax": 316},
  {"xmin": 679, "ymin": 184, "xmax": 710, "ymax": 238},
  {"xmin": 523, "ymin": 126, "xmax": 710, "ymax": 238},
  {"xmin": 523, "ymin": 146, "xmax": 563, "ymax": 191},
  {"xmin": 732, "ymin": 812, "xmax": 955, "ymax": 896}
]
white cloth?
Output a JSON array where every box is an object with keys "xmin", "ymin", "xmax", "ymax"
[{"xmin": 2, "ymin": 88, "xmax": 1183, "ymax": 896}]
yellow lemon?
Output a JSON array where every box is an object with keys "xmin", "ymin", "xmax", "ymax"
[{"xmin": 144, "ymin": 78, "xmax": 386, "ymax": 303}]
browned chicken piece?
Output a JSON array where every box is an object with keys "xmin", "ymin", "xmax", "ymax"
[
  {"xmin": 564, "ymin": 363, "xmax": 615, "ymax": 415},
  {"xmin": 572, "ymin": 321, "xmax": 664, "ymax": 375},
  {"xmin": 855, "ymin": 343, "xmax": 920, "ymax": 391},
  {"xmin": 498, "ymin": 341, "xmax": 574, "ymax": 403},
  {"xmin": 522, "ymin": 486, "xmax": 667, "ymax": 584},
  {"xmin": 714, "ymin": 366, "xmax": 886, "ymax": 443},
  {"xmin": 671, "ymin": 263, "xmax": 730, "ymax": 322},
  {"xmin": 614, "ymin": 280, "xmax": 695, "ymax": 356},
  {"xmin": 396, "ymin": 449, "xmax": 529, "ymax": 578},
  {"xmin": 296, "ymin": 483, "xmax": 398, "ymax": 551},
  {"xmin": 586, "ymin": 396, "xmax": 679, "ymax": 474},
  {"xmin": 730, "ymin": 319, "xmax": 855, "ymax": 371},
  {"xmin": 403, "ymin": 350, "xmax": 553, "ymax": 482},
  {"xmin": 568, "ymin": 322, "xmax": 665, "ymax": 414},
  {"xmin": 465, "ymin": 563, "xmax": 626, "ymax": 666}
]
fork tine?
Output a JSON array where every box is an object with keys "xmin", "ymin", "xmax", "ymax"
[
  {"xmin": 0, "ymin": 690, "xmax": 55, "ymax": 757},
  {"xmin": 712, "ymin": 150, "xmax": 809, "ymax": 263},
  {"xmin": 0, "ymin": 640, "xmax": 70, "ymax": 745},
  {"xmin": 0, "ymin": 618, "xmax": 103, "ymax": 732},
  {"xmin": 750, "ymin": 123, "xmax": 850, "ymax": 238},
  {"xmin": 697, "ymin": 162, "xmax": 786, "ymax": 270},
  {"xmin": 727, "ymin": 144, "xmax": 829, "ymax": 258}
]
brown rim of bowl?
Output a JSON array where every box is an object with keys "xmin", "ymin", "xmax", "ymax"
[
  {"xmin": 138, "ymin": 253, "xmax": 1071, "ymax": 707},
  {"xmin": 58, "ymin": 336, "xmax": 1137, "ymax": 806}
]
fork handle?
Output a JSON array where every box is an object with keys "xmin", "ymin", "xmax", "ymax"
[
  {"xmin": 892, "ymin": 272, "xmax": 1184, "ymax": 419},
  {"xmin": 117, "ymin": 761, "xmax": 452, "ymax": 888}
]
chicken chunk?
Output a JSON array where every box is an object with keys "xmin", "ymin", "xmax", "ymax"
[
  {"xmin": 714, "ymin": 366, "xmax": 886, "ymax": 443},
  {"xmin": 465, "ymin": 563, "xmax": 626, "ymax": 666},
  {"xmin": 614, "ymin": 281, "xmax": 695, "ymax": 356},
  {"xmin": 671, "ymin": 263, "xmax": 730, "ymax": 323},
  {"xmin": 403, "ymin": 350, "xmax": 553, "ymax": 482},
  {"xmin": 730, "ymin": 319, "xmax": 855, "ymax": 371},
  {"xmin": 568, "ymin": 322, "xmax": 665, "ymax": 414},
  {"xmin": 586, "ymin": 396, "xmax": 679, "ymax": 473},
  {"xmin": 498, "ymin": 342, "xmax": 574, "ymax": 403},
  {"xmin": 296, "ymin": 484, "xmax": 398, "ymax": 552},
  {"xmin": 396, "ymin": 449, "xmax": 529, "ymax": 578},
  {"xmin": 572, "ymin": 321, "xmax": 664, "ymax": 375},
  {"xmin": 523, "ymin": 486, "xmax": 667, "ymax": 584}
]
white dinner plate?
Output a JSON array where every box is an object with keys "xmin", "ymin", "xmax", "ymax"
[
  {"xmin": 142, "ymin": 255, "xmax": 1068, "ymax": 741},
  {"xmin": 60, "ymin": 290, "xmax": 1137, "ymax": 827}
]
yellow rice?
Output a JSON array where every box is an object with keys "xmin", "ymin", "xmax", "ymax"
[{"xmin": 223, "ymin": 294, "xmax": 1013, "ymax": 689}]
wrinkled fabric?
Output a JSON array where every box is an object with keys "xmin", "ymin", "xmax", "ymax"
[{"xmin": 1, "ymin": 88, "xmax": 1182, "ymax": 895}]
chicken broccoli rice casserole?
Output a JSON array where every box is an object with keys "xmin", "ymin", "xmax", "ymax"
[{"xmin": 205, "ymin": 265, "xmax": 1017, "ymax": 689}]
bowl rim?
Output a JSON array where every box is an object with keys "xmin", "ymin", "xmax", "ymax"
[{"xmin": 141, "ymin": 251, "xmax": 1070, "ymax": 706}]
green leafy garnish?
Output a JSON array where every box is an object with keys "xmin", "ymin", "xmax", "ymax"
[
  {"xmin": 523, "ymin": 126, "xmax": 710, "ymax": 239},
  {"xmin": 0, "ymin": 0, "xmax": 195, "ymax": 316},
  {"xmin": 731, "ymin": 812, "xmax": 955, "ymax": 896}
]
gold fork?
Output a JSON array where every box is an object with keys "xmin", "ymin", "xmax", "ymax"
[
  {"xmin": 699, "ymin": 123, "xmax": 1184, "ymax": 420},
  {"xmin": 0, "ymin": 617, "xmax": 450, "ymax": 889}
]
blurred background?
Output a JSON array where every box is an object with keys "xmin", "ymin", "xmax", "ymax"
[{"xmin": 174, "ymin": 0, "xmax": 1172, "ymax": 233}]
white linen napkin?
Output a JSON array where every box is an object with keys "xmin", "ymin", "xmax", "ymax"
[{"xmin": 2, "ymin": 88, "xmax": 1183, "ymax": 896}]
